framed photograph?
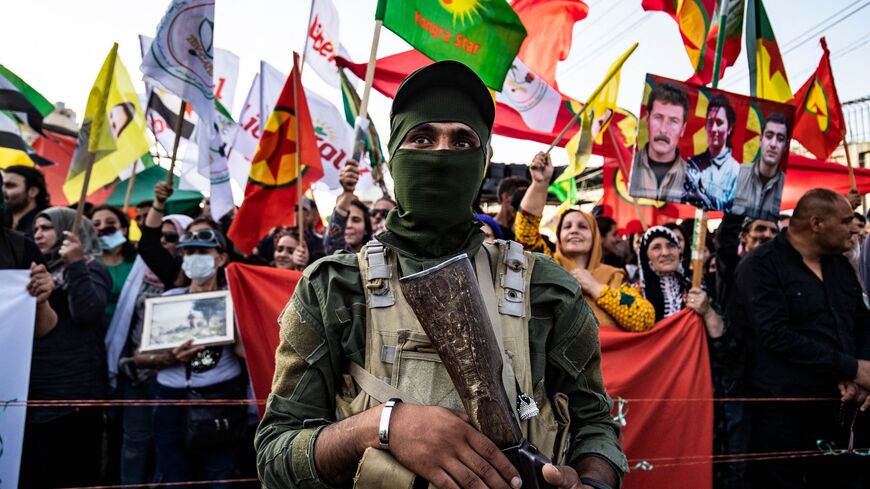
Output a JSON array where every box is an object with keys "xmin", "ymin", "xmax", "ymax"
[
  {"xmin": 140, "ymin": 291, "xmax": 235, "ymax": 353},
  {"xmin": 628, "ymin": 74, "xmax": 796, "ymax": 220}
]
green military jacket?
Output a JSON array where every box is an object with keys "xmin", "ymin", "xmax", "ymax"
[{"xmin": 254, "ymin": 243, "xmax": 628, "ymax": 488}]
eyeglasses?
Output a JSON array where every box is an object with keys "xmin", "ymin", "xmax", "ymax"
[
  {"xmin": 180, "ymin": 229, "xmax": 220, "ymax": 245},
  {"xmin": 161, "ymin": 231, "xmax": 179, "ymax": 243},
  {"xmin": 370, "ymin": 209, "xmax": 390, "ymax": 219}
]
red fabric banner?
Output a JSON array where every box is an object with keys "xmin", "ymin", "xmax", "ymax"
[
  {"xmin": 226, "ymin": 263, "xmax": 302, "ymax": 416},
  {"xmin": 600, "ymin": 309, "xmax": 713, "ymax": 489}
]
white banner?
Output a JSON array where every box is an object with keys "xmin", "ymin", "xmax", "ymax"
[
  {"xmin": 306, "ymin": 89, "xmax": 373, "ymax": 192},
  {"xmin": 0, "ymin": 270, "xmax": 35, "ymax": 489},
  {"xmin": 304, "ymin": 0, "xmax": 343, "ymax": 87},
  {"xmin": 496, "ymin": 58, "xmax": 562, "ymax": 133},
  {"xmin": 140, "ymin": 1, "xmax": 216, "ymax": 127}
]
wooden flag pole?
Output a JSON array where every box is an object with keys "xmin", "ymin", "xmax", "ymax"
[
  {"xmin": 351, "ymin": 20, "xmax": 383, "ymax": 162},
  {"xmin": 72, "ymin": 152, "xmax": 96, "ymax": 235},
  {"xmin": 123, "ymin": 159, "xmax": 139, "ymax": 212},
  {"xmin": 689, "ymin": 0, "xmax": 730, "ymax": 289},
  {"xmin": 166, "ymin": 100, "xmax": 187, "ymax": 187},
  {"xmin": 607, "ymin": 126, "xmax": 649, "ymax": 231},
  {"xmin": 842, "ymin": 136, "xmax": 865, "ymax": 214},
  {"xmin": 291, "ymin": 55, "xmax": 306, "ymax": 246}
]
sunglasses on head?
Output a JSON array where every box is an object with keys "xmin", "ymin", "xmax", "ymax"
[
  {"xmin": 370, "ymin": 209, "xmax": 390, "ymax": 219},
  {"xmin": 180, "ymin": 229, "xmax": 220, "ymax": 245},
  {"xmin": 162, "ymin": 231, "xmax": 180, "ymax": 243}
]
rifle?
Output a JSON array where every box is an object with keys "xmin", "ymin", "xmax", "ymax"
[{"xmin": 399, "ymin": 254, "xmax": 554, "ymax": 489}]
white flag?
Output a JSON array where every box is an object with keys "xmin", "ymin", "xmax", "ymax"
[
  {"xmin": 259, "ymin": 61, "xmax": 286, "ymax": 130},
  {"xmin": 496, "ymin": 58, "xmax": 562, "ymax": 133},
  {"xmin": 140, "ymin": 1, "xmax": 216, "ymax": 126},
  {"xmin": 304, "ymin": 0, "xmax": 343, "ymax": 87},
  {"xmin": 306, "ymin": 89, "xmax": 374, "ymax": 192}
]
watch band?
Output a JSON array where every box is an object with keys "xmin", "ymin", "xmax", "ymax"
[
  {"xmin": 579, "ymin": 477, "xmax": 613, "ymax": 489},
  {"xmin": 378, "ymin": 398, "xmax": 402, "ymax": 450}
]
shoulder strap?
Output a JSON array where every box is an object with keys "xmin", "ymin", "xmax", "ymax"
[{"xmin": 359, "ymin": 239, "xmax": 395, "ymax": 308}]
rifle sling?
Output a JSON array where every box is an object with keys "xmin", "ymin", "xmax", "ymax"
[{"xmin": 347, "ymin": 361, "xmax": 422, "ymax": 405}]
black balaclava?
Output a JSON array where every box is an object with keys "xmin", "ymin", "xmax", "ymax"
[{"xmin": 379, "ymin": 60, "xmax": 495, "ymax": 259}]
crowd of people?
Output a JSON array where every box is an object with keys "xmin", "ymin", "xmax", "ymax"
[{"xmin": 2, "ymin": 69, "xmax": 870, "ymax": 488}]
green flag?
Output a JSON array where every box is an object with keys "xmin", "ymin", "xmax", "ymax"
[{"xmin": 375, "ymin": 0, "xmax": 526, "ymax": 89}]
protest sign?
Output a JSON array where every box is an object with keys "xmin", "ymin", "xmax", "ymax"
[
  {"xmin": 0, "ymin": 270, "xmax": 35, "ymax": 488},
  {"xmin": 628, "ymin": 74, "xmax": 795, "ymax": 220}
]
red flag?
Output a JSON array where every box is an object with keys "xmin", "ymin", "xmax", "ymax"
[
  {"xmin": 781, "ymin": 152, "xmax": 870, "ymax": 209},
  {"xmin": 643, "ymin": 0, "xmax": 744, "ymax": 86},
  {"xmin": 31, "ymin": 129, "xmax": 115, "ymax": 207},
  {"xmin": 336, "ymin": 51, "xmax": 630, "ymax": 157},
  {"xmin": 226, "ymin": 263, "xmax": 302, "ymax": 416},
  {"xmin": 228, "ymin": 54, "xmax": 323, "ymax": 253},
  {"xmin": 601, "ymin": 310, "xmax": 714, "ymax": 488},
  {"xmin": 511, "ymin": 0, "xmax": 589, "ymax": 89},
  {"xmin": 791, "ymin": 37, "xmax": 846, "ymax": 161}
]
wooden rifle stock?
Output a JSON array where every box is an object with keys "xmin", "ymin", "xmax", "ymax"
[
  {"xmin": 400, "ymin": 255, "xmax": 555, "ymax": 488},
  {"xmin": 399, "ymin": 254, "xmax": 522, "ymax": 448}
]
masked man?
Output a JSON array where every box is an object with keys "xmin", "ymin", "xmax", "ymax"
[{"xmin": 255, "ymin": 61, "xmax": 626, "ymax": 489}]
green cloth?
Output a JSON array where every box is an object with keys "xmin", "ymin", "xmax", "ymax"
[
  {"xmin": 374, "ymin": 0, "xmax": 526, "ymax": 90},
  {"xmin": 103, "ymin": 259, "xmax": 134, "ymax": 328},
  {"xmin": 254, "ymin": 251, "xmax": 628, "ymax": 488},
  {"xmin": 382, "ymin": 148, "xmax": 485, "ymax": 259}
]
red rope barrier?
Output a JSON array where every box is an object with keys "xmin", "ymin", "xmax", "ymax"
[
  {"xmin": 4, "ymin": 396, "xmax": 845, "ymax": 407},
  {"xmin": 59, "ymin": 478, "xmax": 259, "ymax": 489}
]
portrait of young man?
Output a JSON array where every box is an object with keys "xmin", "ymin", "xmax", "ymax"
[
  {"xmin": 628, "ymin": 82, "xmax": 691, "ymax": 203},
  {"xmin": 732, "ymin": 112, "xmax": 790, "ymax": 221}
]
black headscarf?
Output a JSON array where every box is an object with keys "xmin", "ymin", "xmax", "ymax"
[{"xmin": 638, "ymin": 226, "xmax": 690, "ymax": 321}]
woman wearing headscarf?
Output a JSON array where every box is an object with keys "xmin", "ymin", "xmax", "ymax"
[
  {"xmin": 637, "ymin": 226, "xmax": 724, "ymax": 336},
  {"xmin": 22, "ymin": 207, "xmax": 111, "ymax": 488},
  {"xmin": 515, "ymin": 152, "xmax": 655, "ymax": 332}
]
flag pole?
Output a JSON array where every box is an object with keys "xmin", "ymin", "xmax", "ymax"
[
  {"xmin": 291, "ymin": 54, "xmax": 305, "ymax": 247},
  {"xmin": 607, "ymin": 126, "xmax": 648, "ymax": 231},
  {"xmin": 72, "ymin": 152, "xmax": 96, "ymax": 235},
  {"xmin": 690, "ymin": 0, "xmax": 729, "ymax": 288},
  {"xmin": 545, "ymin": 43, "xmax": 638, "ymax": 155},
  {"xmin": 123, "ymin": 159, "xmax": 138, "ymax": 212},
  {"xmin": 166, "ymin": 101, "xmax": 187, "ymax": 187},
  {"xmin": 351, "ymin": 20, "xmax": 383, "ymax": 162},
  {"xmin": 841, "ymin": 133, "xmax": 864, "ymax": 214}
]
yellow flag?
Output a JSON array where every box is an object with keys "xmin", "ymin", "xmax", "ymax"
[
  {"xmin": 64, "ymin": 43, "xmax": 151, "ymax": 203},
  {"xmin": 553, "ymin": 43, "xmax": 637, "ymax": 203}
]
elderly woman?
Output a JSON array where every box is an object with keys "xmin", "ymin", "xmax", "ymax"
[
  {"xmin": 22, "ymin": 208, "xmax": 111, "ymax": 487},
  {"xmin": 637, "ymin": 226, "xmax": 724, "ymax": 337},
  {"xmin": 515, "ymin": 152, "xmax": 655, "ymax": 332}
]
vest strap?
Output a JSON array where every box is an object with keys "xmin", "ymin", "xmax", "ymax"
[
  {"xmin": 348, "ymin": 361, "xmax": 421, "ymax": 405},
  {"xmin": 363, "ymin": 240, "xmax": 395, "ymax": 308},
  {"xmin": 499, "ymin": 241, "xmax": 528, "ymax": 317}
]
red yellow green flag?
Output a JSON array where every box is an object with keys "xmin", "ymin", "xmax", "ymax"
[
  {"xmin": 746, "ymin": 0, "xmax": 792, "ymax": 102},
  {"xmin": 791, "ymin": 37, "xmax": 845, "ymax": 161},
  {"xmin": 374, "ymin": 0, "xmax": 527, "ymax": 89},
  {"xmin": 643, "ymin": 0, "xmax": 745, "ymax": 85},
  {"xmin": 227, "ymin": 54, "xmax": 324, "ymax": 253}
]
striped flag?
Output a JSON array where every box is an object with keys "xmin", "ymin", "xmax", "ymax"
[
  {"xmin": 0, "ymin": 64, "xmax": 53, "ymax": 133},
  {"xmin": 746, "ymin": 0, "xmax": 792, "ymax": 102}
]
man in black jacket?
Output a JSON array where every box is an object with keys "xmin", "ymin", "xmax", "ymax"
[{"xmin": 732, "ymin": 188, "xmax": 870, "ymax": 488}]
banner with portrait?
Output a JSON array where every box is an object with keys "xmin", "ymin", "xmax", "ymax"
[{"xmin": 628, "ymin": 74, "xmax": 795, "ymax": 220}]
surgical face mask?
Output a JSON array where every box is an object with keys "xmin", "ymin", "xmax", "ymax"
[
  {"xmin": 99, "ymin": 230, "xmax": 127, "ymax": 251},
  {"xmin": 182, "ymin": 253, "xmax": 217, "ymax": 283}
]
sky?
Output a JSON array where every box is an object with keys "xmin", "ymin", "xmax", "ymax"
[{"xmin": 3, "ymin": 0, "xmax": 870, "ymax": 172}]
